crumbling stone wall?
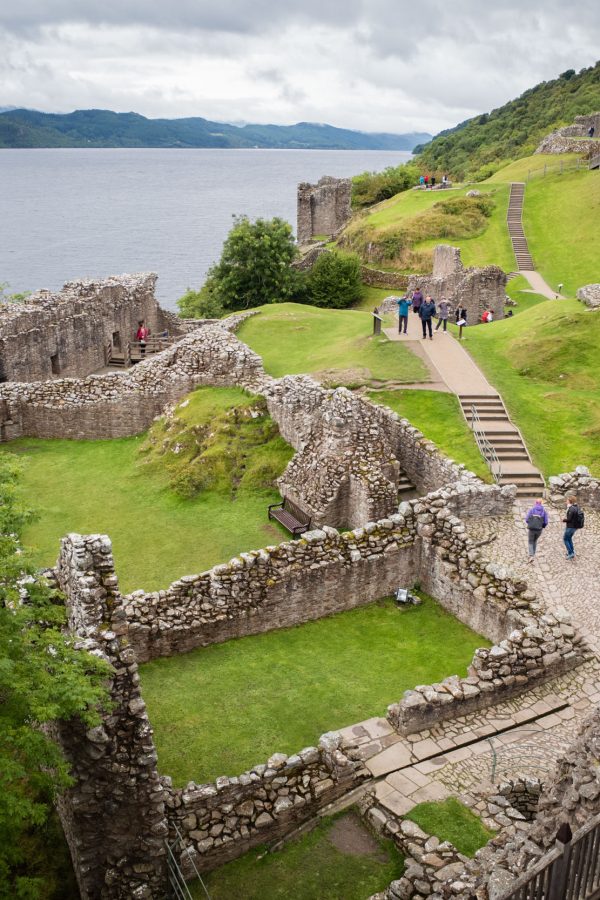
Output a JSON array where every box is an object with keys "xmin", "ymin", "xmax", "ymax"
[
  {"xmin": 536, "ymin": 112, "xmax": 600, "ymax": 154},
  {"xmin": 0, "ymin": 325, "xmax": 265, "ymax": 440},
  {"xmin": 53, "ymin": 534, "xmax": 169, "ymax": 900},
  {"xmin": 548, "ymin": 466, "xmax": 600, "ymax": 509},
  {"xmin": 165, "ymin": 732, "xmax": 367, "ymax": 874},
  {"xmin": 408, "ymin": 245, "xmax": 507, "ymax": 323},
  {"xmin": 297, "ymin": 176, "xmax": 352, "ymax": 244},
  {"xmin": 577, "ymin": 283, "xmax": 600, "ymax": 309},
  {"xmin": 0, "ymin": 273, "xmax": 180, "ymax": 382}
]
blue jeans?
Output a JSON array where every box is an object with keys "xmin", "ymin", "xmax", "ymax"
[{"xmin": 563, "ymin": 527, "xmax": 576, "ymax": 557}]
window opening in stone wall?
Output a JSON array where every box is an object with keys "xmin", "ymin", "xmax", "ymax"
[
  {"xmin": 50, "ymin": 353, "xmax": 60, "ymax": 375},
  {"xmin": 112, "ymin": 330, "xmax": 121, "ymax": 349}
]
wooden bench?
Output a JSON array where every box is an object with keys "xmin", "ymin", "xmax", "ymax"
[{"xmin": 268, "ymin": 497, "xmax": 312, "ymax": 537}]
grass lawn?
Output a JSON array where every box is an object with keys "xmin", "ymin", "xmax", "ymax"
[
  {"xmin": 406, "ymin": 798, "xmax": 495, "ymax": 857},
  {"xmin": 139, "ymin": 594, "xmax": 489, "ymax": 785},
  {"xmin": 458, "ymin": 299, "xmax": 600, "ymax": 476},
  {"xmin": 2, "ymin": 387, "xmax": 293, "ymax": 593},
  {"xmin": 505, "ymin": 275, "xmax": 548, "ymax": 315},
  {"xmin": 367, "ymin": 390, "xmax": 491, "ymax": 481},
  {"xmin": 194, "ymin": 812, "xmax": 404, "ymax": 900},
  {"xmin": 355, "ymin": 284, "xmax": 399, "ymax": 311},
  {"xmin": 487, "ymin": 153, "xmax": 580, "ymax": 184},
  {"xmin": 237, "ymin": 302, "xmax": 429, "ymax": 386}
]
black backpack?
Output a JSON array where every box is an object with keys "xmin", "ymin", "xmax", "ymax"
[
  {"xmin": 575, "ymin": 507, "xmax": 585, "ymax": 529},
  {"xmin": 528, "ymin": 513, "xmax": 545, "ymax": 532}
]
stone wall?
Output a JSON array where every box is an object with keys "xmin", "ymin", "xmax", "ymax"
[
  {"xmin": 536, "ymin": 113, "xmax": 600, "ymax": 154},
  {"xmin": 0, "ymin": 325, "xmax": 265, "ymax": 440},
  {"xmin": 408, "ymin": 245, "xmax": 507, "ymax": 323},
  {"xmin": 447, "ymin": 703, "xmax": 600, "ymax": 899},
  {"xmin": 166, "ymin": 732, "xmax": 367, "ymax": 874},
  {"xmin": 264, "ymin": 378, "xmax": 478, "ymax": 529},
  {"xmin": 297, "ymin": 176, "xmax": 352, "ymax": 244},
  {"xmin": 548, "ymin": 466, "xmax": 600, "ymax": 509},
  {"xmin": 53, "ymin": 534, "xmax": 169, "ymax": 900},
  {"xmin": 0, "ymin": 273, "xmax": 180, "ymax": 382},
  {"xmin": 360, "ymin": 266, "xmax": 412, "ymax": 290}
]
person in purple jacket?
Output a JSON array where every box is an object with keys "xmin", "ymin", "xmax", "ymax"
[
  {"xmin": 525, "ymin": 498, "xmax": 549, "ymax": 562},
  {"xmin": 411, "ymin": 288, "xmax": 423, "ymax": 314}
]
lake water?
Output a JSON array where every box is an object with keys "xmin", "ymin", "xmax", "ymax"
[{"xmin": 0, "ymin": 148, "xmax": 410, "ymax": 309}]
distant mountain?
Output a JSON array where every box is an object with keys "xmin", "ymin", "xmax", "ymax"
[{"xmin": 0, "ymin": 108, "xmax": 431, "ymax": 150}]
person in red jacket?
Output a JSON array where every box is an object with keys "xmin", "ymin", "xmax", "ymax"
[{"xmin": 136, "ymin": 320, "xmax": 150, "ymax": 356}]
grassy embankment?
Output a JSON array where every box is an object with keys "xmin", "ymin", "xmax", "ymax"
[
  {"xmin": 237, "ymin": 302, "xmax": 428, "ymax": 386},
  {"xmin": 139, "ymin": 594, "xmax": 489, "ymax": 785},
  {"xmin": 5, "ymin": 387, "xmax": 294, "ymax": 593},
  {"xmin": 406, "ymin": 798, "xmax": 495, "ymax": 857},
  {"xmin": 193, "ymin": 812, "xmax": 404, "ymax": 900},
  {"xmin": 458, "ymin": 299, "xmax": 600, "ymax": 477},
  {"xmin": 368, "ymin": 390, "xmax": 491, "ymax": 482}
]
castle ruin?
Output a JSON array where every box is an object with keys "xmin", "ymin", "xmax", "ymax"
[{"xmin": 296, "ymin": 175, "xmax": 352, "ymax": 244}]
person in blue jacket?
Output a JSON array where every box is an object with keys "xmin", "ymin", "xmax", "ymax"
[
  {"xmin": 419, "ymin": 295, "xmax": 437, "ymax": 340},
  {"xmin": 397, "ymin": 294, "xmax": 411, "ymax": 334}
]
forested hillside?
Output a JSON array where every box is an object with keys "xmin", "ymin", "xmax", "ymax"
[
  {"xmin": 0, "ymin": 108, "xmax": 430, "ymax": 150},
  {"xmin": 414, "ymin": 61, "xmax": 600, "ymax": 179}
]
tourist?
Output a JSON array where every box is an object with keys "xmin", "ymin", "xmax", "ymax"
[
  {"xmin": 589, "ymin": 125, "xmax": 595, "ymax": 138},
  {"xmin": 136, "ymin": 319, "xmax": 149, "ymax": 356},
  {"xmin": 525, "ymin": 498, "xmax": 548, "ymax": 563},
  {"xmin": 419, "ymin": 295, "xmax": 437, "ymax": 340},
  {"xmin": 442, "ymin": 174, "xmax": 448, "ymax": 187},
  {"xmin": 563, "ymin": 495, "xmax": 584, "ymax": 560},
  {"xmin": 455, "ymin": 305, "xmax": 467, "ymax": 339},
  {"xmin": 424, "ymin": 175, "xmax": 429, "ymax": 188},
  {"xmin": 481, "ymin": 309, "xmax": 494, "ymax": 323},
  {"xmin": 435, "ymin": 297, "xmax": 450, "ymax": 331},
  {"xmin": 419, "ymin": 174, "xmax": 425, "ymax": 187},
  {"xmin": 397, "ymin": 294, "xmax": 410, "ymax": 334},
  {"xmin": 411, "ymin": 288, "xmax": 423, "ymax": 314},
  {"xmin": 431, "ymin": 175, "xmax": 436, "ymax": 188}
]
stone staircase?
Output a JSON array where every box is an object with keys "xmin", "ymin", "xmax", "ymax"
[
  {"xmin": 397, "ymin": 470, "xmax": 416, "ymax": 498},
  {"xmin": 459, "ymin": 394, "xmax": 545, "ymax": 497},
  {"xmin": 507, "ymin": 183, "xmax": 535, "ymax": 270}
]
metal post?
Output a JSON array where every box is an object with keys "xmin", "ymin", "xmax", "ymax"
[{"xmin": 548, "ymin": 825, "xmax": 573, "ymax": 900}]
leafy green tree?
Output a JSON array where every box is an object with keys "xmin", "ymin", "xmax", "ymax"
[
  {"xmin": 201, "ymin": 216, "xmax": 298, "ymax": 311},
  {"xmin": 0, "ymin": 457, "xmax": 109, "ymax": 898},
  {"xmin": 177, "ymin": 286, "xmax": 225, "ymax": 319},
  {"xmin": 303, "ymin": 252, "xmax": 363, "ymax": 309}
]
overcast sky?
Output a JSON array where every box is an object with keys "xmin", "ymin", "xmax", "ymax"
[{"xmin": 1, "ymin": 1, "xmax": 598, "ymax": 134}]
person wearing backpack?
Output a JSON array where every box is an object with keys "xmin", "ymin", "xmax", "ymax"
[
  {"xmin": 563, "ymin": 495, "xmax": 584, "ymax": 560},
  {"xmin": 525, "ymin": 498, "xmax": 548, "ymax": 562}
]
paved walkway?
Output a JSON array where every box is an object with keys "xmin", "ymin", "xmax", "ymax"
[{"xmin": 520, "ymin": 269, "xmax": 565, "ymax": 299}]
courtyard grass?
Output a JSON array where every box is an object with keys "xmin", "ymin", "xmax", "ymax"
[
  {"xmin": 458, "ymin": 298, "xmax": 600, "ymax": 476},
  {"xmin": 139, "ymin": 594, "xmax": 490, "ymax": 785},
  {"xmin": 236, "ymin": 302, "xmax": 429, "ymax": 386},
  {"xmin": 2, "ymin": 387, "xmax": 294, "ymax": 593},
  {"xmin": 367, "ymin": 390, "xmax": 491, "ymax": 482},
  {"xmin": 406, "ymin": 798, "xmax": 495, "ymax": 857},
  {"xmin": 193, "ymin": 812, "xmax": 404, "ymax": 900}
]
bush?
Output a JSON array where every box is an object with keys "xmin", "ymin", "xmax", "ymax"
[
  {"xmin": 352, "ymin": 163, "xmax": 421, "ymax": 208},
  {"xmin": 303, "ymin": 252, "xmax": 363, "ymax": 309}
]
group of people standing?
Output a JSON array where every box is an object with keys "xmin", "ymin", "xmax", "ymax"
[
  {"xmin": 418, "ymin": 174, "xmax": 449, "ymax": 189},
  {"xmin": 396, "ymin": 291, "xmax": 468, "ymax": 339},
  {"xmin": 525, "ymin": 496, "xmax": 585, "ymax": 563}
]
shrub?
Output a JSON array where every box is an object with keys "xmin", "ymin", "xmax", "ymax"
[
  {"xmin": 177, "ymin": 286, "xmax": 225, "ymax": 319},
  {"xmin": 302, "ymin": 252, "xmax": 363, "ymax": 309}
]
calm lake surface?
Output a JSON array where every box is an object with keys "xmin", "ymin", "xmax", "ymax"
[{"xmin": 0, "ymin": 148, "xmax": 410, "ymax": 309}]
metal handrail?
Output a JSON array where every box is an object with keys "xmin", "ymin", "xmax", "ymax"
[
  {"xmin": 469, "ymin": 405, "xmax": 502, "ymax": 483},
  {"xmin": 167, "ymin": 824, "xmax": 212, "ymax": 900}
]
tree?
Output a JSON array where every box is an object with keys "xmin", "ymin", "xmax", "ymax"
[
  {"xmin": 177, "ymin": 286, "xmax": 224, "ymax": 319},
  {"xmin": 201, "ymin": 216, "xmax": 298, "ymax": 311},
  {"xmin": 0, "ymin": 457, "xmax": 109, "ymax": 898},
  {"xmin": 303, "ymin": 251, "xmax": 363, "ymax": 309}
]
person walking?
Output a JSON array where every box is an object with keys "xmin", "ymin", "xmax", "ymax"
[
  {"xmin": 411, "ymin": 288, "xmax": 423, "ymax": 315},
  {"xmin": 524, "ymin": 498, "xmax": 548, "ymax": 562},
  {"xmin": 397, "ymin": 294, "xmax": 410, "ymax": 334},
  {"xmin": 455, "ymin": 305, "xmax": 467, "ymax": 339},
  {"xmin": 435, "ymin": 297, "xmax": 450, "ymax": 331},
  {"xmin": 588, "ymin": 125, "xmax": 595, "ymax": 138},
  {"xmin": 136, "ymin": 320, "xmax": 149, "ymax": 356},
  {"xmin": 563, "ymin": 495, "xmax": 584, "ymax": 560},
  {"xmin": 419, "ymin": 295, "xmax": 436, "ymax": 340}
]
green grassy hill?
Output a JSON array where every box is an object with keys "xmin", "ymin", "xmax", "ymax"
[{"xmin": 415, "ymin": 62, "xmax": 600, "ymax": 179}]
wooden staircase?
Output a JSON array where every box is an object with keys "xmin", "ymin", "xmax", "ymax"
[
  {"xmin": 507, "ymin": 183, "xmax": 535, "ymax": 270},
  {"xmin": 459, "ymin": 394, "xmax": 545, "ymax": 497}
]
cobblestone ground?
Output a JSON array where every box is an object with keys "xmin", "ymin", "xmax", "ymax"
[{"xmin": 465, "ymin": 503, "xmax": 600, "ymax": 656}]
